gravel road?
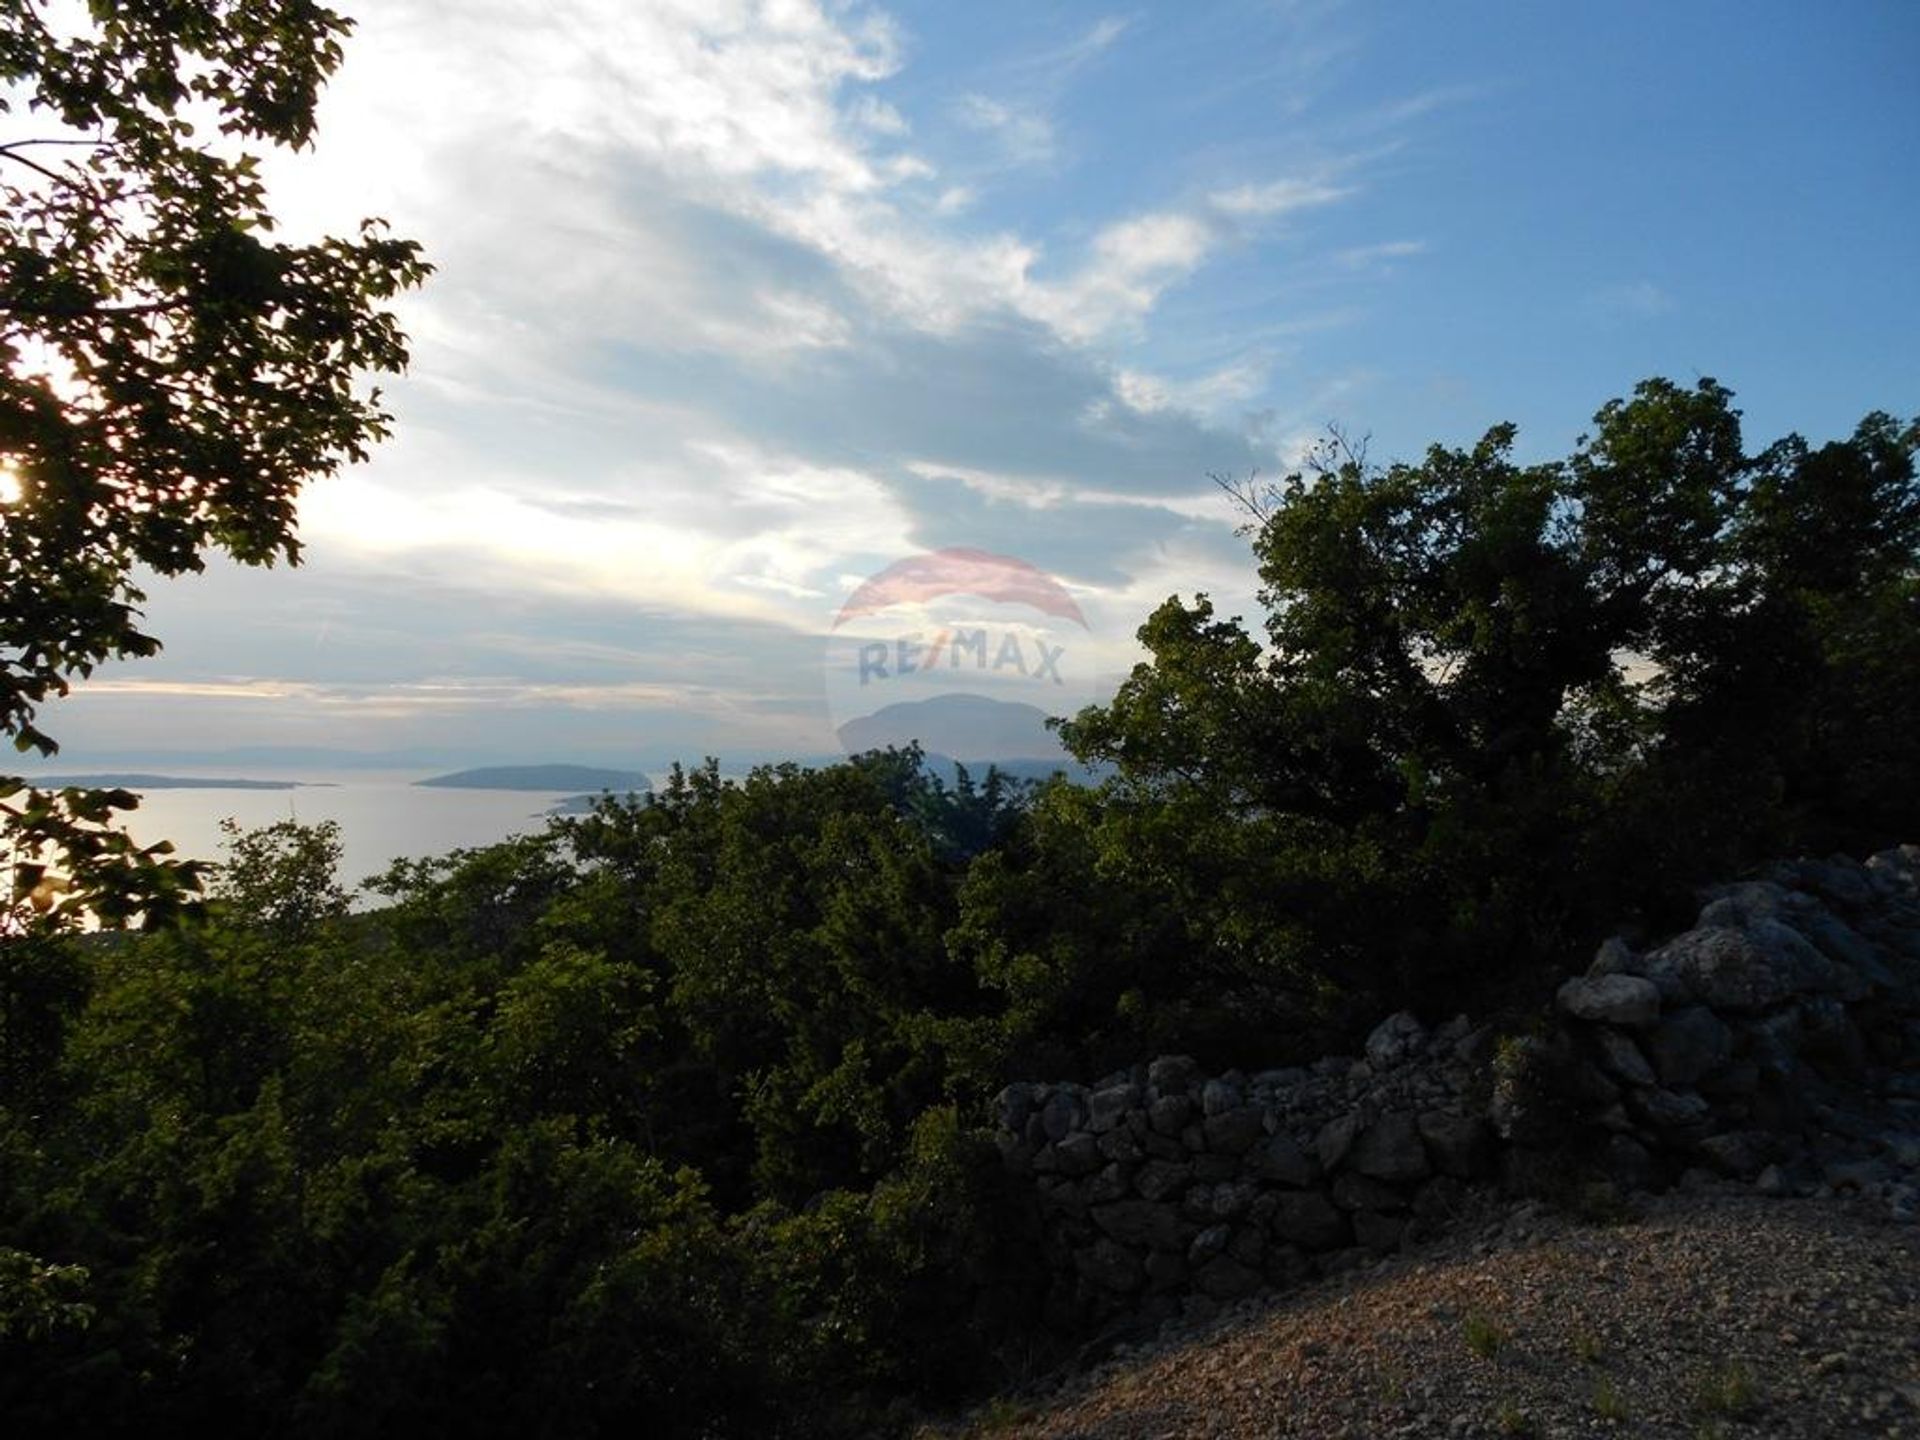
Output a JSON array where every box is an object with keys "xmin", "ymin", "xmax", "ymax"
[{"xmin": 948, "ymin": 1190, "xmax": 1920, "ymax": 1439}]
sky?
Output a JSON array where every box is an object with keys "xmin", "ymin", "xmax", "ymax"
[{"xmin": 31, "ymin": 0, "xmax": 1920, "ymax": 768}]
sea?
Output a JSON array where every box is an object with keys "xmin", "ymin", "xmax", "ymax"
[{"xmin": 67, "ymin": 768, "xmax": 663, "ymax": 902}]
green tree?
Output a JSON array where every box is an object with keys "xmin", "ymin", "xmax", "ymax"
[
  {"xmin": 0, "ymin": 0, "xmax": 429, "ymax": 922},
  {"xmin": 212, "ymin": 816, "xmax": 351, "ymax": 941},
  {"xmin": 1061, "ymin": 379, "xmax": 1919, "ymax": 1013}
]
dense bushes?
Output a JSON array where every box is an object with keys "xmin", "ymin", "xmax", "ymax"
[
  {"xmin": 0, "ymin": 379, "xmax": 1912, "ymax": 1434},
  {"xmin": 0, "ymin": 761, "xmax": 1050, "ymax": 1437}
]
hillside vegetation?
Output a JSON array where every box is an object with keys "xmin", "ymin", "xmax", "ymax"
[{"xmin": 1, "ymin": 380, "xmax": 1915, "ymax": 1436}]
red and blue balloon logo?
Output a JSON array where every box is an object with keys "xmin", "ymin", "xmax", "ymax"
[{"xmin": 823, "ymin": 547, "xmax": 1095, "ymax": 764}]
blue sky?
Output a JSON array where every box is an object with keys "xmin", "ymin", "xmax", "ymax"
[{"xmin": 34, "ymin": 0, "xmax": 1919, "ymax": 767}]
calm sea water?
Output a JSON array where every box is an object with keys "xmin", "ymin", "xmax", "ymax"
[{"xmin": 108, "ymin": 770, "xmax": 652, "ymax": 899}]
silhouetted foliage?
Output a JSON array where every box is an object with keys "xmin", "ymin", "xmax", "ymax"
[
  {"xmin": 0, "ymin": 0, "xmax": 428, "ymax": 923},
  {"xmin": 1058, "ymin": 378, "xmax": 1919, "ymax": 1014}
]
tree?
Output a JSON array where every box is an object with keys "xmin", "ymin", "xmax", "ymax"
[
  {"xmin": 1061, "ymin": 379, "xmax": 1919, "ymax": 1011},
  {"xmin": 0, "ymin": 0, "xmax": 429, "ymax": 924}
]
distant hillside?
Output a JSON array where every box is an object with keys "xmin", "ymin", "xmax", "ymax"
[
  {"xmin": 416, "ymin": 765, "xmax": 652, "ymax": 793},
  {"xmin": 837, "ymin": 693, "xmax": 1070, "ymax": 762},
  {"xmin": 30, "ymin": 773, "xmax": 302, "ymax": 790}
]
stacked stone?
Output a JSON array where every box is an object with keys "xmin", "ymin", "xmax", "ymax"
[
  {"xmin": 993, "ymin": 844, "xmax": 1920, "ymax": 1325},
  {"xmin": 993, "ymin": 1010, "xmax": 1497, "ymax": 1320},
  {"xmin": 1538, "ymin": 844, "xmax": 1920, "ymax": 1192}
]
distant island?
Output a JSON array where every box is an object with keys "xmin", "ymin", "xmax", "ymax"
[
  {"xmin": 836, "ymin": 692, "xmax": 1065, "ymax": 761},
  {"xmin": 415, "ymin": 765, "xmax": 653, "ymax": 793},
  {"xmin": 28, "ymin": 773, "xmax": 306, "ymax": 791}
]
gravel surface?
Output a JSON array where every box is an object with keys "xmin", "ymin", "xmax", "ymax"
[{"xmin": 944, "ymin": 1191, "xmax": 1920, "ymax": 1439}]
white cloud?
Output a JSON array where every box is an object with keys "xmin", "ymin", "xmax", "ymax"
[
  {"xmin": 272, "ymin": 2, "xmax": 1365, "ymax": 368},
  {"xmin": 956, "ymin": 92, "xmax": 1057, "ymax": 166},
  {"xmin": 903, "ymin": 459, "xmax": 1072, "ymax": 509},
  {"xmin": 1114, "ymin": 360, "xmax": 1269, "ymax": 418},
  {"xmin": 49, "ymin": 0, "xmax": 1440, "ymax": 757},
  {"xmin": 1078, "ymin": 15, "xmax": 1133, "ymax": 56},
  {"xmin": 847, "ymin": 94, "xmax": 910, "ymax": 135},
  {"xmin": 1007, "ymin": 11, "xmax": 1134, "ymax": 77},
  {"xmin": 1024, "ymin": 211, "xmax": 1212, "ymax": 341},
  {"xmin": 1335, "ymin": 239, "xmax": 1427, "ymax": 270},
  {"xmin": 1209, "ymin": 177, "xmax": 1350, "ymax": 218}
]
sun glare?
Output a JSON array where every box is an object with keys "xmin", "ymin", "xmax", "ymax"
[{"xmin": 0, "ymin": 462, "xmax": 21, "ymax": 507}]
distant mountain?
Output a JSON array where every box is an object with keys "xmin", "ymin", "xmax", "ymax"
[
  {"xmin": 416, "ymin": 765, "xmax": 653, "ymax": 793},
  {"xmin": 30, "ymin": 773, "xmax": 303, "ymax": 790},
  {"xmin": 836, "ymin": 694, "xmax": 1104, "ymax": 779}
]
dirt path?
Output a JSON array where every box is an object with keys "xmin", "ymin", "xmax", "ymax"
[{"xmin": 952, "ymin": 1191, "xmax": 1920, "ymax": 1439}]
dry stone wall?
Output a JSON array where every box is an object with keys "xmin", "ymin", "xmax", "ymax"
[{"xmin": 993, "ymin": 844, "xmax": 1920, "ymax": 1326}]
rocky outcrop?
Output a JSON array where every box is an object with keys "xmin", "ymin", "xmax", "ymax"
[
  {"xmin": 993, "ymin": 844, "xmax": 1920, "ymax": 1327},
  {"xmin": 1525, "ymin": 845, "xmax": 1920, "ymax": 1190}
]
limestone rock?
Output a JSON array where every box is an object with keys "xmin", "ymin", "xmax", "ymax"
[
  {"xmin": 1202, "ymin": 1105, "xmax": 1266, "ymax": 1155},
  {"xmin": 1269, "ymin": 1190, "xmax": 1348, "ymax": 1251},
  {"xmin": 1417, "ymin": 1111, "xmax": 1492, "ymax": 1178},
  {"xmin": 1645, "ymin": 1005, "xmax": 1733, "ymax": 1086},
  {"xmin": 1247, "ymin": 1133, "xmax": 1318, "ymax": 1186},
  {"xmin": 1654, "ymin": 926, "xmax": 1797, "ymax": 1010},
  {"xmin": 1790, "ymin": 908, "xmax": 1892, "ymax": 996},
  {"xmin": 1348, "ymin": 1112, "xmax": 1431, "ymax": 1183},
  {"xmin": 1085, "ymin": 1162, "xmax": 1131, "ymax": 1204},
  {"xmin": 1193, "ymin": 1254, "xmax": 1263, "ymax": 1299},
  {"xmin": 1364, "ymin": 1011, "xmax": 1426, "ymax": 1069},
  {"xmin": 1088, "ymin": 1083, "xmax": 1141, "ymax": 1133},
  {"xmin": 1315, "ymin": 1112, "xmax": 1362, "ymax": 1172},
  {"xmin": 1592, "ymin": 1026, "xmax": 1657, "ymax": 1087},
  {"xmin": 1188, "ymin": 1223, "xmax": 1230, "ymax": 1265},
  {"xmin": 996, "ymin": 1082, "xmax": 1037, "ymax": 1134},
  {"xmin": 1040, "ymin": 1088, "xmax": 1083, "ymax": 1143},
  {"xmin": 1745, "ymin": 918, "xmax": 1838, "ymax": 993},
  {"xmin": 1147, "ymin": 1093, "xmax": 1190, "ymax": 1136},
  {"xmin": 1798, "ymin": 856, "xmax": 1877, "ymax": 911},
  {"xmin": 1092, "ymin": 1199, "xmax": 1193, "ymax": 1252},
  {"xmin": 1556, "ymin": 973, "xmax": 1661, "ymax": 1028},
  {"xmin": 1192, "ymin": 1152, "xmax": 1240, "ymax": 1182},
  {"xmin": 1147, "ymin": 1055, "xmax": 1199, "ymax": 1094},
  {"xmin": 1631, "ymin": 1085, "xmax": 1712, "ymax": 1131},
  {"xmin": 1588, "ymin": 935, "xmax": 1636, "ymax": 977},
  {"xmin": 1134, "ymin": 1158, "xmax": 1192, "ymax": 1203},
  {"xmin": 1200, "ymin": 1078, "xmax": 1242, "ymax": 1117},
  {"xmin": 1696, "ymin": 1130, "xmax": 1774, "ymax": 1178},
  {"xmin": 1205, "ymin": 1181, "xmax": 1257, "ymax": 1220},
  {"xmin": 1055, "ymin": 1132, "xmax": 1102, "ymax": 1176}
]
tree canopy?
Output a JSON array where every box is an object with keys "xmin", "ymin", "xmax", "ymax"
[
  {"xmin": 0, "ymin": 0, "xmax": 429, "ymax": 925},
  {"xmin": 1060, "ymin": 378, "xmax": 1920, "ymax": 1008}
]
